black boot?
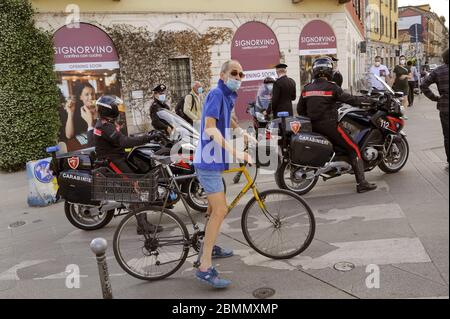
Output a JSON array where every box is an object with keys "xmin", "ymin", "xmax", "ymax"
[
  {"xmin": 352, "ymin": 158, "xmax": 377, "ymax": 193},
  {"xmin": 135, "ymin": 211, "xmax": 163, "ymax": 234}
]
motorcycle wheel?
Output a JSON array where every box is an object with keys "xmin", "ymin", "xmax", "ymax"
[
  {"xmin": 183, "ymin": 177, "xmax": 226, "ymax": 213},
  {"xmin": 378, "ymin": 135, "xmax": 409, "ymax": 173},
  {"xmin": 64, "ymin": 201, "xmax": 115, "ymax": 231},
  {"xmin": 275, "ymin": 161, "xmax": 319, "ymax": 195}
]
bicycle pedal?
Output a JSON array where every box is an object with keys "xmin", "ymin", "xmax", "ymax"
[{"xmin": 193, "ymin": 261, "xmax": 201, "ymax": 268}]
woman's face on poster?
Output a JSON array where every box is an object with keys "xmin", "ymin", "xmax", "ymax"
[{"xmin": 80, "ymin": 87, "xmax": 95, "ymax": 108}]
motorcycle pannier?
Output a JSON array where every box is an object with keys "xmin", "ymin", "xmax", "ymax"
[
  {"xmin": 290, "ymin": 133, "xmax": 334, "ymax": 167},
  {"xmin": 58, "ymin": 170, "xmax": 99, "ymax": 206}
]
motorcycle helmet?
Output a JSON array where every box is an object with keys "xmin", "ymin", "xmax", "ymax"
[
  {"xmin": 312, "ymin": 57, "xmax": 334, "ymax": 80},
  {"xmin": 96, "ymin": 95, "xmax": 125, "ymax": 119}
]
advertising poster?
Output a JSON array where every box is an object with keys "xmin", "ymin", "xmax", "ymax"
[
  {"xmin": 299, "ymin": 20, "xmax": 338, "ymax": 88},
  {"xmin": 231, "ymin": 22, "xmax": 280, "ymax": 120},
  {"xmin": 53, "ymin": 23, "xmax": 126, "ymax": 152}
]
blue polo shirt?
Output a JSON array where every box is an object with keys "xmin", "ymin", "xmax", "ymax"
[{"xmin": 193, "ymin": 79, "xmax": 237, "ymax": 171}]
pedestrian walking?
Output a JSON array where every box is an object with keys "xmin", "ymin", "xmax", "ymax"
[
  {"xmin": 150, "ymin": 84, "xmax": 173, "ymax": 136},
  {"xmin": 369, "ymin": 56, "xmax": 391, "ymax": 90},
  {"xmin": 175, "ymin": 81, "xmax": 204, "ymax": 127},
  {"xmin": 267, "ymin": 63, "xmax": 296, "ymax": 118},
  {"xmin": 393, "ymin": 55, "xmax": 412, "ymax": 109},
  {"xmin": 407, "ymin": 61, "xmax": 419, "ymax": 107},
  {"xmin": 331, "ymin": 56, "xmax": 343, "ymax": 88},
  {"xmin": 421, "ymin": 48, "xmax": 449, "ymax": 171}
]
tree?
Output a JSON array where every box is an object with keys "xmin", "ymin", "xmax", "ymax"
[{"xmin": 0, "ymin": 0, "xmax": 60, "ymax": 171}]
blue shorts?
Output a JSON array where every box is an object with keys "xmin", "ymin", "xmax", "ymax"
[{"xmin": 195, "ymin": 168, "xmax": 224, "ymax": 195}]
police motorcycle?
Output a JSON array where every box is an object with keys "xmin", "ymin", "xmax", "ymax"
[
  {"xmin": 47, "ymin": 109, "xmax": 215, "ymax": 231},
  {"xmin": 270, "ymin": 73, "xmax": 409, "ymax": 195}
]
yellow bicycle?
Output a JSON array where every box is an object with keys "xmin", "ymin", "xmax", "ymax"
[{"xmin": 112, "ymin": 155, "xmax": 315, "ymax": 281}]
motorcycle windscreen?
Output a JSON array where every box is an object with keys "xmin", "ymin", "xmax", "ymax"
[
  {"xmin": 357, "ymin": 72, "xmax": 395, "ymax": 94},
  {"xmin": 156, "ymin": 109, "xmax": 200, "ymax": 142}
]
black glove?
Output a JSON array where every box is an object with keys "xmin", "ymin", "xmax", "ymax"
[{"xmin": 360, "ymin": 97, "xmax": 377, "ymax": 109}]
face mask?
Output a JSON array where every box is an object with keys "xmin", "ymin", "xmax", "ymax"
[
  {"xmin": 225, "ymin": 78, "xmax": 241, "ymax": 92},
  {"xmin": 266, "ymin": 84, "xmax": 274, "ymax": 91},
  {"xmin": 375, "ymin": 62, "xmax": 381, "ymax": 67},
  {"xmin": 158, "ymin": 94, "xmax": 166, "ymax": 102},
  {"xmin": 400, "ymin": 59, "xmax": 406, "ymax": 65},
  {"xmin": 197, "ymin": 87, "xmax": 204, "ymax": 94}
]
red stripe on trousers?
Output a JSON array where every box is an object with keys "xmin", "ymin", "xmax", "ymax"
[
  {"xmin": 109, "ymin": 162, "xmax": 123, "ymax": 174},
  {"xmin": 337, "ymin": 126, "xmax": 362, "ymax": 159},
  {"xmin": 108, "ymin": 162, "xmax": 132, "ymax": 181}
]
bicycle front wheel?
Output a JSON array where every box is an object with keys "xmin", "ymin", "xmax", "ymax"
[
  {"xmin": 113, "ymin": 206, "xmax": 190, "ymax": 281},
  {"xmin": 241, "ymin": 189, "xmax": 315, "ymax": 260}
]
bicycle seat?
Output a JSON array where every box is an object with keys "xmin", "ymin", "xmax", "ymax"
[{"xmin": 151, "ymin": 154, "xmax": 174, "ymax": 165}]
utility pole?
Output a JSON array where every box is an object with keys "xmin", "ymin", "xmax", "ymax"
[
  {"xmin": 365, "ymin": 2, "xmax": 372, "ymax": 74},
  {"xmin": 415, "ymin": 23, "xmax": 421, "ymax": 91}
]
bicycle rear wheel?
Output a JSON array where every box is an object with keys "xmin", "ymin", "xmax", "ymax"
[
  {"xmin": 113, "ymin": 206, "xmax": 190, "ymax": 281},
  {"xmin": 241, "ymin": 189, "xmax": 315, "ymax": 259}
]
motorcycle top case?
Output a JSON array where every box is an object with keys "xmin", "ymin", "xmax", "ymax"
[
  {"xmin": 56, "ymin": 148, "xmax": 95, "ymax": 171},
  {"xmin": 58, "ymin": 170, "xmax": 99, "ymax": 206},
  {"xmin": 290, "ymin": 132, "xmax": 334, "ymax": 167}
]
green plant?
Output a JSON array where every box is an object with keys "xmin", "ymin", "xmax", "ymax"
[
  {"xmin": 105, "ymin": 24, "xmax": 232, "ymax": 131},
  {"xmin": 0, "ymin": 0, "xmax": 60, "ymax": 171}
]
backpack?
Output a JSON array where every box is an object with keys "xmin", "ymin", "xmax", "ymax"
[{"xmin": 175, "ymin": 93, "xmax": 196, "ymax": 124}]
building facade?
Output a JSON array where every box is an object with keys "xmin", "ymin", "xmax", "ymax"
[
  {"xmin": 32, "ymin": 0, "xmax": 367, "ymax": 135},
  {"xmin": 399, "ymin": 4, "xmax": 449, "ymax": 67},
  {"xmin": 365, "ymin": 0, "xmax": 399, "ymax": 70}
]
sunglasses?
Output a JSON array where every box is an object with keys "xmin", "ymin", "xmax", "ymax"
[{"xmin": 230, "ymin": 70, "xmax": 245, "ymax": 79}]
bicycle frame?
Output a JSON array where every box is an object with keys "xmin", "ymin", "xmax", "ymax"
[
  {"xmin": 143, "ymin": 155, "xmax": 278, "ymax": 245},
  {"xmin": 224, "ymin": 166, "xmax": 264, "ymax": 212}
]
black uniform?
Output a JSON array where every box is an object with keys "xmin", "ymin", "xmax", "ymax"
[
  {"xmin": 297, "ymin": 78, "xmax": 371, "ymax": 161},
  {"xmin": 268, "ymin": 75, "xmax": 296, "ymax": 118},
  {"xmin": 150, "ymin": 99, "xmax": 172, "ymax": 132},
  {"xmin": 93, "ymin": 119, "xmax": 151, "ymax": 174},
  {"xmin": 332, "ymin": 71, "xmax": 343, "ymax": 87}
]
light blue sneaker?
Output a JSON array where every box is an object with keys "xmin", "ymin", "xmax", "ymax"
[
  {"xmin": 195, "ymin": 267, "xmax": 231, "ymax": 289},
  {"xmin": 212, "ymin": 245, "xmax": 234, "ymax": 258},
  {"xmin": 196, "ymin": 243, "xmax": 233, "ymax": 267}
]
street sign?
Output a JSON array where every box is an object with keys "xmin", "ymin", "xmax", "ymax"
[{"xmin": 408, "ymin": 23, "xmax": 424, "ymax": 42}]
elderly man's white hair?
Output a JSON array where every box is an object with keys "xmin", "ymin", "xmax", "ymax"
[
  {"xmin": 191, "ymin": 81, "xmax": 202, "ymax": 89},
  {"xmin": 220, "ymin": 59, "xmax": 241, "ymax": 74}
]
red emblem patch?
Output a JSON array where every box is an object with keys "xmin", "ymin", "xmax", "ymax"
[
  {"xmin": 290, "ymin": 121, "xmax": 301, "ymax": 134},
  {"xmin": 68, "ymin": 157, "xmax": 79, "ymax": 170}
]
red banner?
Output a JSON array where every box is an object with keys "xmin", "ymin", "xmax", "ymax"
[
  {"xmin": 53, "ymin": 23, "xmax": 125, "ymax": 152},
  {"xmin": 299, "ymin": 20, "xmax": 337, "ymax": 56},
  {"xmin": 231, "ymin": 22, "xmax": 280, "ymax": 120}
]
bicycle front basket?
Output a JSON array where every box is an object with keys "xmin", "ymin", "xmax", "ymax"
[{"xmin": 91, "ymin": 168, "xmax": 160, "ymax": 203}]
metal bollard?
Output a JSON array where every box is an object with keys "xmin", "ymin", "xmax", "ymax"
[{"xmin": 90, "ymin": 238, "xmax": 113, "ymax": 299}]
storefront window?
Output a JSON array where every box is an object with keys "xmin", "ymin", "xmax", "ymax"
[{"xmin": 299, "ymin": 54, "xmax": 339, "ymax": 88}]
